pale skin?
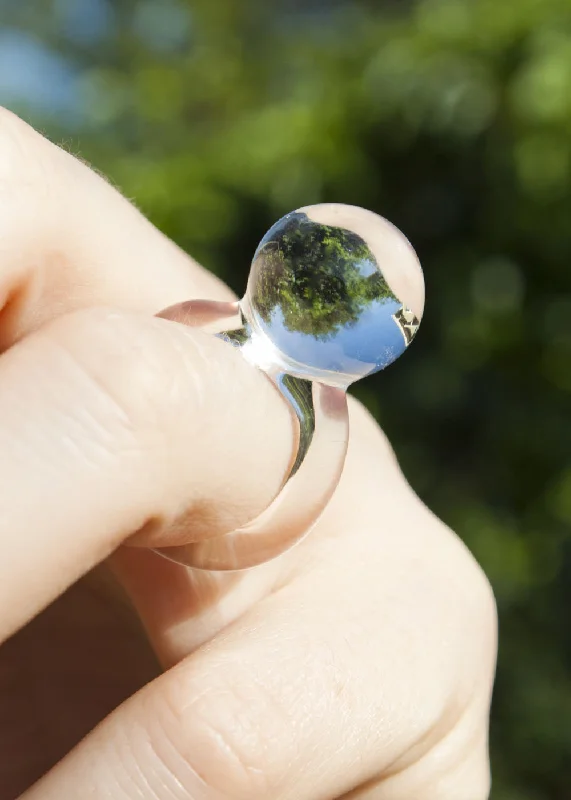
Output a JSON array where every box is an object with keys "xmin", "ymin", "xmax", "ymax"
[{"xmin": 0, "ymin": 108, "xmax": 497, "ymax": 799}]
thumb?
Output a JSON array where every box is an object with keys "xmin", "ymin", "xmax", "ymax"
[{"xmin": 0, "ymin": 305, "xmax": 293, "ymax": 642}]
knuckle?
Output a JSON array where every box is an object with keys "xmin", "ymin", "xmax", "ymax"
[
  {"xmin": 0, "ymin": 106, "xmax": 32, "ymax": 149},
  {"xmin": 0, "ymin": 108, "xmax": 64, "ymax": 249},
  {"xmin": 468, "ymin": 556, "xmax": 498, "ymax": 663},
  {"xmin": 442, "ymin": 531, "xmax": 498, "ymax": 702},
  {"xmin": 456, "ymin": 537, "xmax": 498, "ymax": 643},
  {"xmin": 349, "ymin": 394, "xmax": 394, "ymax": 455},
  {"xmin": 0, "ymin": 107, "xmax": 49, "ymax": 182},
  {"xmin": 157, "ymin": 666, "xmax": 280, "ymax": 799}
]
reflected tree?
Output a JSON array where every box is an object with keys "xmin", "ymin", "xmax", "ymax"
[{"xmin": 250, "ymin": 212, "xmax": 397, "ymax": 338}]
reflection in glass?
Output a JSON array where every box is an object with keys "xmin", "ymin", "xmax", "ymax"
[{"xmin": 244, "ymin": 210, "xmax": 420, "ymax": 385}]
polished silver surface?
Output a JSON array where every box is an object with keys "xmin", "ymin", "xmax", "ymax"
[{"xmin": 155, "ymin": 204, "xmax": 424, "ymax": 571}]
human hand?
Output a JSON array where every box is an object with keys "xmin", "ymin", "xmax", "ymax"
[{"xmin": 0, "ymin": 109, "xmax": 496, "ymax": 800}]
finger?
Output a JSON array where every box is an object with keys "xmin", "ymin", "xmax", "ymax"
[
  {"xmin": 20, "ymin": 422, "xmax": 496, "ymax": 800},
  {"xmin": 109, "ymin": 399, "xmax": 410, "ymax": 666},
  {"xmin": 0, "ymin": 306, "xmax": 293, "ymax": 643},
  {"xmin": 20, "ymin": 406, "xmax": 496, "ymax": 800},
  {"xmin": 0, "ymin": 109, "xmax": 337, "ymax": 660},
  {"xmin": 0, "ymin": 107, "xmax": 232, "ymax": 350},
  {"xmin": 0, "ymin": 574, "xmax": 159, "ymax": 799},
  {"xmin": 0, "ymin": 108, "xmax": 280, "ymax": 644}
]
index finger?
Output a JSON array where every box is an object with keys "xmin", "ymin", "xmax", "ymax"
[{"xmin": 0, "ymin": 107, "xmax": 232, "ymax": 351}]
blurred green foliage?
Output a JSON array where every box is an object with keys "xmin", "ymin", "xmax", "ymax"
[{"xmin": 2, "ymin": 0, "xmax": 571, "ymax": 796}]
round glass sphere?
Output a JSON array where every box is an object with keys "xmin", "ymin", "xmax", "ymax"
[{"xmin": 243, "ymin": 203, "xmax": 424, "ymax": 387}]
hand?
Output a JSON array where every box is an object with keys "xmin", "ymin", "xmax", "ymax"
[{"xmin": 0, "ymin": 109, "xmax": 496, "ymax": 800}]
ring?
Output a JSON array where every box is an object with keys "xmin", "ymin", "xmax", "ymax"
[{"xmin": 155, "ymin": 204, "xmax": 424, "ymax": 571}]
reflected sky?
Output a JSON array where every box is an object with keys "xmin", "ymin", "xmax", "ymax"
[
  {"xmin": 257, "ymin": 296, "xmax": 407, "ymax": 380},
  {"xmin": 247, "ymin": 208, "xmax": 416, "ymax": 383}
]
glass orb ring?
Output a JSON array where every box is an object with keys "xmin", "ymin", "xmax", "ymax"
[{"xmin": 156, "ymin": 204, "xmax": 424, "ymax": 571}]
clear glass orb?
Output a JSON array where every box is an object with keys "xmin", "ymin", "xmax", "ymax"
[{"xmin": 242, "ymin": 204, "xmax": 424, "ymax": 387}]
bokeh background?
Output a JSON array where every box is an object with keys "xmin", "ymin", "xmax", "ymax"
[{"xmin": 1, "ymin": 0, "xmax": 570, "ymax": 796}]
